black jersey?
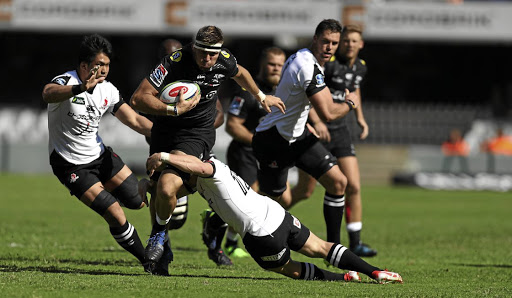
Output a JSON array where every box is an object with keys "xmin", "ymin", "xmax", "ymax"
[
  {"xmin": 323, "ymin": 55, "xmax": 367, "ymax": 128},
  {"xmin": 227, "ymin": 78, "xmax": 273, "ymax": 149},
  {"xmin": 147, "ymin": 43, "xmax": 239, "ymax": 132}
]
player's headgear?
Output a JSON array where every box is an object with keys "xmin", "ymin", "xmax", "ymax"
[{"xmin": 194, "ymin": 25, "xmax": 224, "ymax": 53}]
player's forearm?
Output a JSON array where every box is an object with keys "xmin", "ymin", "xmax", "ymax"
[
  {"xmin": 308, "ymin": 108, "xmax": 323, "ymax": 125},
  {"xmin": 160, "ymin": 153, "xmax": 213, "ymax": 177},
  {"xmin": 131, "ymin": 116, "xmax": 153, "ymax": 137},
  {"xmin": 130, "ymin": 92, "xmax": 168, "ymax": 115},
  {"xmin": 42, "ymin": 83, "xmax": 84, "ymax": 103},
  {"xmin": 226, "ymin": 124, "xmax": 253, "ymax": 145}
]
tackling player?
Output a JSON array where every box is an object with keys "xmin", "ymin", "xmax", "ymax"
[
  {"xmin": 141, "ymin": 152, "xmax": 403, "ymax": 284},
  {"xmin": 42, "ymin": 34, "xmax": 153, "ymax": 272}
]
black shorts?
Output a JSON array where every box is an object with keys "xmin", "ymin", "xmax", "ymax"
[
  {"xmin": 50, "ymin": 146, "xmax": 125, "ymax": 198},
  {"xmin": 150, "ymin": 126, "xmax": 214, "ymax": 183},
  {"xmin": 226, "ymin": 141, "xmax": 258, "ymax": 186},
  {"xmin": 242, "ymin": 212, "xmax": 310, "ymax": 269},
  {"xmin": 252, "ymin": 126, "xmax": 336, "ymax": 196},
  {"xmin": 323, "ymin": 125, "xmax": 356, "ymax": 158}
]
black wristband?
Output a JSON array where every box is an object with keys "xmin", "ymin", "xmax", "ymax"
[
  {"xmin": 344, "ymin": 99, "xmax": 355, "ymax": 111},
  {"xmin": 72, "ymin": 85, "xmax": 83, "ymax": 95}
]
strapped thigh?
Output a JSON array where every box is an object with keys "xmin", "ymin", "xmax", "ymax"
[
  {"xmin": 110, "ymin": 173, "xmax": 143, "ymax": 209},
  {"xmin": 90, "ymin": 190, "xmax": 118, "ymax": 216}
]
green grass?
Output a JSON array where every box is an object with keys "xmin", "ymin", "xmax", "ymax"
[{"xmin": 1, "ymin": 173, "xmax": 511, "ymax": 297}]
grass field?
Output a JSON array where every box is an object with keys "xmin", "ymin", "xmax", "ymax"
[{"xmin": 1, "ymin": 173, "xmax": 511, "ymax": 297}]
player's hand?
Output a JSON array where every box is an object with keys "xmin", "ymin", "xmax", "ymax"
[
  {"xmin": 261, "ymin": 95, "xmax": 286, "ymax": 114},
  {"xmin": 175, "ymin": 89, "xmax": 200, "ymax": 115},
  {"xmin": 83, "ymin": 65, "xmax": 105, "ymax": 91},
  {"xmin": 146, "ymin": 153, "xmax": 166, "ymax": 177},
  {"xmin": 137, "ymin": 178, "xmax": 152, "ymax": 207},
  {"xmin": 345, "ymin": 89, "xmax": 360, "ymax": 109},
  {"xmin": 312, "ymin": 121, "xmax": 331, "ymax": 142},
  {"xmin": 358, "ymin": 119, "xmax": 369, "ymax": 140}
]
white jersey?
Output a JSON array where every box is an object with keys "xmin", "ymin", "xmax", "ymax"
[
  {"xmin": 196, "ymin": 158, "xmax": 285, "ymax": 238},
  {"xmin": 47, "ymin": 70, "xmax": 122, "ymax": 164},
  {"xmin": 256, "ymin": 48, "xmax": 326, "ymax": 143}
]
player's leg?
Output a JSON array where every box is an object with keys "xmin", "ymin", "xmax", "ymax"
[
  {"xmin": 101, "ymin": 153, "xmax": 147, "ymax": 266},
  {"xmin": 338, "ymin": 155, "xmax": 377, "ymax": 257},
  {"xmin": 138, "ymin": 177, "xmax": 174, "ymax": 275},
  {"xmin": 145, "ymin": 169, "xmax": 183, "ymax": 267},
  {"xmin": 297, "ymin": 140, "xmax": 347, "ymax": 244},
  {"xmin": 297, "ymin": 231, "xmax": 401, "ymax": 283},
  {"xmin": 269, "ymin": 213, "xmax": 358, "ymax": 282},
  {"xmin": 287, "ymin": 168, "xmax": 317, "ymax": 210},
  {"xmin": 201, "ymin": 209, "xmax": 233, "ymax": 265},
  {"xmin": 81, "ymin": 181, "xmax": 145, "ymax": 264}
]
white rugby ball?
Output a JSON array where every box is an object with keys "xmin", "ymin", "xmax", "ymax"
[{"xmin": 160, "ymin": 81, "xmax": 200, "ymax": 105}]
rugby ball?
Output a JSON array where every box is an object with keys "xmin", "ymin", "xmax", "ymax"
[{"xmin": 160, "ymin": 81, "xmax": 200, "ymax": 105}]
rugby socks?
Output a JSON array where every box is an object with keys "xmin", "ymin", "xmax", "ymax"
[
  {"xmin": 209, "ymin": 213, "xmax": 228, "ymax": 250},
  {"xmin": 346, "ymin": 222, "xmax": 363, "ymax": 250},
  {"xmin": 151, "ymin": 213, "xmax": 170, "ymax": 235},
  {"xmin": 299, "ymin": 262, "xmax": 345, "ymax": 281},
  {"xmin": 110, "ymin": 221, "xmax": 145, "ymax": 263},
  {"xmin": 326, "ymin": 243, "xmax": 379, "ymax": 277},
  {"xmin": 225, "ymin": 229, "xmax": 239, "ymax": 248},
  {"xmin": 323, "ymin": 193, "xmax": 345, "ymax": 243}
]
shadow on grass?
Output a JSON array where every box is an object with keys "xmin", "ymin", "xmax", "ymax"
[
  {"xmin": 0, "ymin": 255, "xmax": 140, "ymax": 267},
  {"xmin": 452, "ymin": 263, "xmax": 512, "ymax": 269},
  {"xmin": 0, "ymin": 264, "xmax": 283, "ymax": 280}
]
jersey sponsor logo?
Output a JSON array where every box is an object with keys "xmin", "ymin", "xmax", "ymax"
[
  {"xmin": 67, "ymin": 111, "xmax": 101, "ymax": 121},
  {"xmin": 228, "ymin": 96, "xmax": 244, "ymax": 115},
  {"xmin": 69, "ymin": 173, "xmax": 79, "ymax": 183},
  {"xmin": 220, "ymin": 50, "xmax": 230, "ymax": 58},
  {"xmin": 72, "ymin": 97, "xmax": 85, "ymax": 105},
  {"xmin": 52, "ymin": 75, "xmax": 71, "ymax": 86},
  {"xmin": 206, "ymin": 90, "xmax": 217, "ymax": 100},
  {"xmin": 149, "ymin": 64, "xmax": 168, "ymax": 87},
  {"xmin": 315, "ymin": 73, "xmax": 325, "ymax": 86},
  {"xmin": 292, "ymin": 215, "xmax": 301, "ymax": 229},
  {"xmin": 261, "ymin": 247, "xmax": 286, "ymax": 262},
  {"xmin": 170, "ymin": 50, "xmax": 182, "ymax": 62}
]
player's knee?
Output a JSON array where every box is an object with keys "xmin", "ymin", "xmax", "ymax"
[
  {"xmin": 345, "ymin": 182, "xmax": 360, "ymax": 197},
  {"xmin": 111, "ymin": 173, "xmax": 144, "ymax": 209},
  {"xmin": 157, "ymin": 176, "xmax": 182, "ymax": 200},
  {"xmin": 90, "ymin": 190, "xmax": 118, "ymax": 216},
  {"xmin": 330, "ymin": 172, "xmax": 347, "ymax": 195},
  {"xmin": 168, "ymin": 196, "xmax": 188, "ymax": 230}
]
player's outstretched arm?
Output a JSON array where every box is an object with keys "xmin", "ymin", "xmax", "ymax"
[
  {"xmin": 114, "ymin": 103, "xmax": 153, "ymax": 137},
  {"xmin": 42, "ymin": 65, "xmax": 103, "ymax": 103},
  {"xmin": 232, "ymin": 65, "xmax": 286, "ymax": 114},
  {"xmin": 146, "ymin": 153, "xmax": 213, "ymax": 178}
]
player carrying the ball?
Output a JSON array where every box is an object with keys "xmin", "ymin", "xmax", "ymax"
[{"xmin": 130, "ymin": 25, "xmax": 286, "ymax": 275}]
